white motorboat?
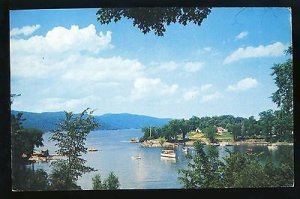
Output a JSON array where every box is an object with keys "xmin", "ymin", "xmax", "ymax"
[{"xmin": 161, "ymin": 149, "xmax": 176, "ymax": 158}]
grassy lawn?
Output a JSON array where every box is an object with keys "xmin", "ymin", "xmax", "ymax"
[
  {"xmin": 187, "ymin": 131, "xmax": 233, "ymax": 142},
  {"xmin": 216, "ymin": 131, "xmax": 233, "ymax": 142},
  {"xmin": 178, "ymin": 131, "xmax": 233, "ymax": 143},
  {"xmin": 187, "ymin": 131, "xmax": 209, "ymax": 142}
]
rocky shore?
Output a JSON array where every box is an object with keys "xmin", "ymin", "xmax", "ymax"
[{"xmin": 141, "ymin": 138, "xmax": 293, "ymax": 148}]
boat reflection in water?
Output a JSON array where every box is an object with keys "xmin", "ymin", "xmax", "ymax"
[{"xmin": 160, "ymin": 156, "xmax": 176, "ymax": 163}]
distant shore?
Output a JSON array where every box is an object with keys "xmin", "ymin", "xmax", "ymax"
[{"xmin": 140, "ymin": 138, "xmax": 293, "ymax": 148}]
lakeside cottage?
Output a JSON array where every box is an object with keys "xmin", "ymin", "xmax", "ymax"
[
  {"xmin": 195, "ymin": 128, "xmax": 202, "ymax": 133},
  {"xmin": 217, "ymin": 127, "xmax": 227, "ymax": 134}
]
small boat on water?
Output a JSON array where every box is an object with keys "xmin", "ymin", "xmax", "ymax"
[
  {"xmin": 246, "ymin": 148, "xmax": 253, "ymax": 154},
  {"xmin": 220, "ymin": 142, "xmax": 233, "ymax": 147},
  {"xmin": 88, "ymin": 147, "xmax": 98, "ymax": 152},
  {"xmin": 161, "ymin": 149, "xmax": 176, "ymax": 158},
  {"xmin": 267, "ymin": 144, "xmax": 278, "ymax": 150},
  {"xmin": 131, "ymin": 155, "xmax": 141, "ymax": 160},
  {"xmin": 182, "ymin": 147, "xmax": 188, "ymax": 153},
  {"xmin": 130, "ymin": 138, "xmax": 139, "ymax": 143}
]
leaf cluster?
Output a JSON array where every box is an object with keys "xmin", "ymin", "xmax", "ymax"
[
  {"xmin": 97, "ymin": 7, "xmax": 211, "ymax": 36},
  {"xmin": 92, "ymin": 172, "xmax": 120, "ymax": 190},
  {"xmin": 178, "ymin": 141, "xmax": 294, "ymax": 188},
  {"xmin": 49, "ymin": 108, "xmax": 100, "ymax": 190}
]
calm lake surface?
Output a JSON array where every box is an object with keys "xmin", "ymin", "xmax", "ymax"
[{"xmin": 33, "ymin": 129, "xmax": 293, "ymax": 190}]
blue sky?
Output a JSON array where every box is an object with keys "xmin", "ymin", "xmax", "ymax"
[{"xmin": 10, "ymin": 8, "xmax": 292, "ymax": 119}]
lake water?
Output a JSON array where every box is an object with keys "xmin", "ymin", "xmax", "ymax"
[{"xmin": 33, "ymin": 129, "xmax": 293, "ymax": 190}]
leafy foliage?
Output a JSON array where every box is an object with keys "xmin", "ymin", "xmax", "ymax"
[
  {"xmin": 202, "ymin": 126, "xmax": 217, "ymax": 143},
  {"xmin": 97, "ymin": 7, "xmax": 211, "ymax": 36},
  {"xmin": 271, "ymin": 46, "xmax": 293, "ymax": 114},
  {"xmin": 270, "ymin": 47, "xmax": 293, "ymax": 141},
  {"xmin": 92, "ymin": 174, "xmax": 105, "ymax": 190},
  {"xmin": 178, "ymin": 141, "xmax": 294, "ymax": 188},
  {"xmin": 49, "ymin": 108, "xmax": 99, "ymax": 190},
  {"xmin": 12, "ymin": 168, "xmax": 50, "ymax": 191},
  {"xmin": 92, "ymin": 172, "xmax": 120, "ymax": 190},
  {"xmin": 178, "ymin": 141, "xmax": 223, "ymax": 188},
  {"xmin": 11, "ymin": 112, "xmax": 45, "ymax": 190}
]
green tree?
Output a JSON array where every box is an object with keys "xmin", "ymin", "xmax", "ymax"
[
  {"xmin": 159, "ymin": 120, "xmax": 182, "ymax": 141},
  {"xmin": 164, "ymin": 119, "xmax": 190, "ymax": 141},
  {"xmin": 11, "ymin": 112, "xmax": 45, "ymax": 190},
  {"xmin": 104, "ymin": 172, "xmax": 120, "ymax": 190},
  {"xmin": 271, "ymin": 46, "xmax": 293, "ymax": 114},
  {"xmin": 179, "ymin": 142, "xmax": 293, "ymax": 188},
  {"xmin": 202, "ymin": 126, "xmax": 217, "ymax": 143},
  {"xmin": 273, "ymin": 110, "xmax": 293, "ymax": 142},
  {"xmin": 49, "ymin": 108, "xmax": 99, "ymax": 190},
  {"xmin": 11, "ymin": 94, "xmax": 49, "ymax": 190},
  {"xmin": 141, "ymin": 126, "xmax": 159, "ymax": 141},
  {"xmin": 227, "ymin": 123, "xmax": 242, "ymax": 141},
  {"xmin": 92, "ymin": 174, "xmax": 105, "ymax": 190},
  {"xmin": 270, "ymin": 46, "xmax": 293, "ymax": 140},
  {"xmin": 97, "ymin": 7, "xmax": 211, "ymax": 36},
  {"xmin": 259, "ymin": 110, "xmax": 276, "ymax": 141},
  {"xmin": 158, "ymin": 137, "xmax": 166, "ymax": 146},
  {"xmin": 178, "ymin": 119, "xmax": 190, "ymax": 141},
  {"xmin": 220, "ymin": 150, "xmax": 270, "ymax": 188},
  {"xmin": 243, "ymin": 116, "xmax": 261, "ymax": 138},
  {"xmin": 22, "ymin": 169, "xmax": 50, "ymax": 191},
  {"xmin": 92, "ymin": 172, "xmax": 120, "ymax": 190},
  {"xmin": 187, "ymin": 116, "xmax": 201, "ymax": 131},
  {"xmin": 178, "ymin": 140, "xmax": 223, "ymax": 188}
]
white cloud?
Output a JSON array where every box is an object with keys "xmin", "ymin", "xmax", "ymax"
[
  {"xmin": 11, "ymin": 24, "xmax": 112, "ymax": 56},
  {"xmin": 38, "ymin": 95, "xmax": 102, "ymax": 112},
  {"xmin": 201, "ymin": 92, "xmax": 222, "ymax": 103},
  {"xmin": 61, "ymin": 56, "xmax": 144, "ymax": 82},
  {"xmin": 183, "ymin": 85, "xmax": 215, "ymax": 101},
  {"xmin": 200, "ymin": 84, "xmax": 213, "ymax": 92},
  {"xmin": 184, "ymin": 62, "xmax": 204, "ymax": 72},
  {"xmin": 223, "ymin": 42, "xmax": 286, "ymax": 64},
  {"xmin": 148, "ymin": 61, "xmax": 204, "ymax": 74},
  {"xmin": 235, "ymin": 31, "xmax": 248, "ymax": 40},
  {"xmin": 10, "ymin": 24, "xmax": 41, "ymax": 37},
  {"xmin": 11, "ymin": 24, "xmax": 114, "ymax": 78},
  {"xmin": 130, "ymin": 77, "xmax": 178, "ymax": 101},
  {"xmin": 44, "ymin": 24, "xmax": 112, "ymax": 54},
  {"xmin": 159, "ymin": 61, "xmax": 178, "ymax": 71},
  {"xmin": 183, "ymin": 88, "xmax": 200, "ymax": 101},
  {"xmin": 227, "ymin": 77, "xmax": 258, "ymax": 92}
]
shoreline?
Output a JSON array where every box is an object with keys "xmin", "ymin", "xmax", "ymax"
[{"xmin": 141, "ymin": 139, "xmax": 293, "ymax": 148}]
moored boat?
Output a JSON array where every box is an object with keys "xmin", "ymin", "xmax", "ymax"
[
  {"xmin": 246, "ymin": 148, "xmax": 253, "ymax": 154},
  {"xmin": 267, "ymin": 144, "xmax": 278, "ymax": 150},
  {"xmin": 161, "ymin": 149, "xmax": 176, "ymax": 158},
  {"xmin": 210, "ymin": 143, "xmax": 220, "ymax": 146},
  {"xmin": 182, "ymin": 147, "xmax": 188, "ymax": 153},
  {"xmin": 130, "ymin": 138, "xmax": 139, "ymax": 143},
  {"xmin": 88, "ymin": 147, "xmax": 98, "ymax": 152},
  {"xmin": 131, "ymin": 155, "xmax": 141, "ymax": 160}
]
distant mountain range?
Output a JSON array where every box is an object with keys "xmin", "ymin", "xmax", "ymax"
[{"xmin": 11, "ymin": 110, "xmax": 172, "ymax": 131}]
